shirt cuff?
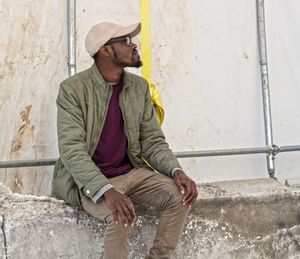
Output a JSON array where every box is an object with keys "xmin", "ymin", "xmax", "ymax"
[
  {"xmin": 91, "ymin": 184, "xmax": 114, "ymax": 203},
  {"xmin": 170, "ymin": 168, "xmax": 185, "ymax": 178}
]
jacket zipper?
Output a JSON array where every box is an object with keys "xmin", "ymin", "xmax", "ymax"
[{"xmin": 119, "ymin": 88, "xmax": 137, "ymax": 168}]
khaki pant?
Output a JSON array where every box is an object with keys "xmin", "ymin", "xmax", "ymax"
[{"xmin": 81, "ymin": 168, "xmax": 190, "ymax": 259}]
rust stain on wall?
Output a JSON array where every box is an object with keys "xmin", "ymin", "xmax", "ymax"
[
  {"xmin": 11, "ymin": 105, "xmax": 34, "ymax": 153},
  {"xmin": 11, "ymin": 172, "xmax": 23, "ymax": 193}
]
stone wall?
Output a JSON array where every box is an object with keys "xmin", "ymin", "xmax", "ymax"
[{"xmin": 1, "ymin": 178, "xmax": 300, "ymax": 258}]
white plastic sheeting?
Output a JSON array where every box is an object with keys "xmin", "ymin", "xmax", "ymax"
[
  {"xmin": 0, "ymin": 1, "xmax": 67, "ymax": 194},
  {"xmin": 0, "ymin": 0, "xmax": 299, "ymax": 195}
]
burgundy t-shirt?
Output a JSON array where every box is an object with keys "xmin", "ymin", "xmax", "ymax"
[{"xmin": 92, "ymin": 81, "xmax": 133, "ymax": 178}]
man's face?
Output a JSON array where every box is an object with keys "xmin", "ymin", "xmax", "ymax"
[{"xmin": 105, "ymin": 35, "xmax": 142, "ymax": 68}]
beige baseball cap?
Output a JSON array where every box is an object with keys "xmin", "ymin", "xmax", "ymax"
[{"xmin": 85, "ymin": 22, "xmax": 141, "ymax": 57}]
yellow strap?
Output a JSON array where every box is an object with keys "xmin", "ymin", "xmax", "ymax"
[
  {"xmin": 140, "ymin": 0, "xmax": 165, "ymax": 125},
  {"xmin": 140, "ymin": 0, "xmax": 151, "ymax": 84}
]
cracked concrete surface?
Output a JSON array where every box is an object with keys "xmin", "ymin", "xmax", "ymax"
[
  {"xmin": 0, "ymin": 215, "xmax": 5, "ymax": 258},
  {"xmin": 0, "ymin": 179, "xmax": 300, "ymax": 258}
]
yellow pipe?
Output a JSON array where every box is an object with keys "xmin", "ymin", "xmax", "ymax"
[{"xmin": 140, "ymin": 0, "xmax": 165, "ymax": 125}]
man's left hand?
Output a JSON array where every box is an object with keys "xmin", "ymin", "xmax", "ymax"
[{"xmin": 174, "ymin": 170, "xmax": 198, "ymax": 208}]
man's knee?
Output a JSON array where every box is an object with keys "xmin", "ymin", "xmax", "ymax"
[
  {"xmin": 105, "ymin": 214, "xmax": 134, "ymax": 235},
  {"xmin": 160, "ymin": 181, "xmax": 185, "ymax": 210}
]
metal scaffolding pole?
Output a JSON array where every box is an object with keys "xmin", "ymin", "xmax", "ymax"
[
  {"xmin": 67, "ymin": 0, "xmax": 76, "ymax": 76},
  {"xmin": 256, "ymin": 0, "xmax": 275, "ymax": 178},
  {"xmin": 175, "ymin": 146, "xmax": 270, "ymax": 158},
  {"xmin": 0, "ymin": 159, "xmax": 57, "ymax": 169},
  {"xmin": 1, "ymin": 145, "xmax": 300, "ymax": 169}
]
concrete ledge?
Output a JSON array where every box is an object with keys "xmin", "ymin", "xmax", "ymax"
[
  {"xmin": 0, "ymin": 215, "xmax": 5, "ymax": 258},
  {"xmin": 0, "ymin": 179, "xmax": 300, "ymax": 258}
]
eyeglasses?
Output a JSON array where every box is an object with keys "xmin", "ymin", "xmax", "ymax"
[{"xmin": 105, "ymin": 35, "xmax": 132, "ymax": 46}]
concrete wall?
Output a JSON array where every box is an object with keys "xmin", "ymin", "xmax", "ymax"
[
  {"xmin": 0, "ymin": 0, "xmax": 300, "ymax": 196},
  {"xmin": 1, "ymin": 179, "xmax": 300, "ymax": 258},
  {"xmin": 0, "ymin": 1, "xmax": 67, "ymax": 195}
]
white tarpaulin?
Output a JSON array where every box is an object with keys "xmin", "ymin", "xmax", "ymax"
[{"xmin": 0, "ymin": 0, "xmax": 299, "ymax": 195}]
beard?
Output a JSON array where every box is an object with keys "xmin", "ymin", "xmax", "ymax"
[
  {"xmin": 130, "ymin": 59, "xmax": 143, "ymax": 68},
  {"xmin": 111, "ymin": 45, "xmax": 143, "ymax": 68}
]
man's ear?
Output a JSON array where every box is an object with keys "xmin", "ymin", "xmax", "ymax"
[{"xmin": 100, "ymin": 46, "xmax": 111, "ymax": 57}]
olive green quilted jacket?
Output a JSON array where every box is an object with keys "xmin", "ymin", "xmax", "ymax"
[{"xmin": 51, "ymin": 63, "xmax": 181, "ymax": 208}]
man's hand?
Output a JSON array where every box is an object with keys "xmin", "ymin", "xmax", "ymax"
[
  {"xmin": 104, "ymin": 188, "xmax": 136, "ymax": 227},
  {"xmin": 174, "ymin": 170, "xmax": 198, "ymax": 208}
]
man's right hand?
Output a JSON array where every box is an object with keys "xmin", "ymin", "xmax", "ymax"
[{"xmin": 104, "ymin": 188, "xmax": 136, "ymax": 227}]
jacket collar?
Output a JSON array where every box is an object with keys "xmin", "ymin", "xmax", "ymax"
[{"xmin": 91, "ymin": 63, "xmax": 133, "ymax": 89}]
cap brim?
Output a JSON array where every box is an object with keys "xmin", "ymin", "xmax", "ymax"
[{"xmin": 113, "ymin": 22, "xmax": 141, "ymax": 39}]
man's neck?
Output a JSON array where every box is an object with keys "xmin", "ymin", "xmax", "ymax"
[{"xmin": 96, "ymin": 61, "xmax": 123, "ymax": 83}]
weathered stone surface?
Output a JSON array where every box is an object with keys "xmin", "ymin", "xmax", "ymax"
[
  {"xmin": 1, "ymin": 179, "xmax": 300, "ymax": 258},
  {"xmin": 0, "ymin": 215, "xmax": 5, "ymax": 259},
  {"xmin": 195, "ymin": 178, "xmax": 300, "ymax": 238}
]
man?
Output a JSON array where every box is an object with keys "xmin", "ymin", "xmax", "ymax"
[{"xmin": 52, "ymin": 21, "xmax": 198, "ymax": 259}]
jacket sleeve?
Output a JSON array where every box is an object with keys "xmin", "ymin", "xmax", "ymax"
[
  {"xmin": 139, "ymin": 84, "xmax": 182, "ymax": 176},
  {"xmin": 56, "ymin": 82, "xmax": 111, "ymax": 199}
]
